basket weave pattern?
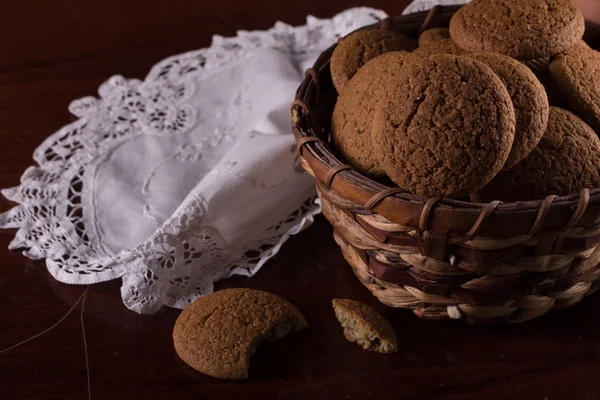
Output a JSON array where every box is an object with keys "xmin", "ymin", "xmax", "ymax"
[{"xmin": 292, "ymin": 6, "xmax": 600, "ymax": 324}]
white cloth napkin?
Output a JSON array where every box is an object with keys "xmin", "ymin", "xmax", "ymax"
[{"xmin": 0, "ymin": 7, "xmax": 389, "ymax": 314}]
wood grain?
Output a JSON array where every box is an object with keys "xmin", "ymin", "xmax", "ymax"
[{"xmin": 1, "ymin": 1, "xmax": 600, "ymax": 399}]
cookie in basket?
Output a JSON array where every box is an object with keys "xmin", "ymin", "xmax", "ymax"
[
  {"xmin": 571, "ymin": 39, "xmax": 592, "ymax": 51},
  {"xmin": 173, "ymin": 288, "xmax": 308, "ymax": 380},
  {"xmin": 374, "ymin": 54, "xmax": 515, "ymax": 197},
  {"xmin": 332, "ymin": 299, "xmax": 397, "ymax": 353},
  {"xmin": 521, "ymin": 57, "xmax": 567, "ymax": 107},
  {"xmin": 550, "ymin": 46, "xmax": 600, "ymax": 132},
  {"xmin": 522, "ymin": 41, "xmax": 592, "ymax": 107},
  {"xmin": 466, "ymin": 52, "xmax": 549, "ymax": 169},
  {"xmin": 330, "ymin": 29, "xmax": 417, "ymax": 93},
  {"xmin": 450, "ymin": 0, "xmax": 585, "ymax": 60},
  {"xmin": 412, "ymin": 28, "xmax": 466, "ymax": 57},
  {"xmin": 331, "ymin": 51, "xmax": 416, "ymax": 177},
  {"xmin": 475, "ymin": 107, "xmax": 600, "ymax": 202}
]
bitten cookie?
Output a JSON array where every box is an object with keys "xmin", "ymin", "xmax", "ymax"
[
  {"xmin": 550, "ymin": 46, "xmax": 600, "ymax": 132},
  {"xmin": 173, "ymin": 288, "xmax": 308, "ymax": 380},
  {"xmin": 467, "ymin": 52, "xmax": 549, "ymax": 169},
  {"xmin": 450, "ymin": 0, "xmax": 585, "ymax": 60},
  {"xmin": 476, "ymin": 107, "xmax": 600, "ymax": 202},
  {"xmin": 374, "ymin": 54, "xmax": 515, "ymax": 197},
  {"xmin": 332, "ymin": 299, "xmax": 397, "ymax": 353},
  {"xmin": 330, "ymin": 29, "xmax": 417, "ymax": 93},
  {"xmin": 413, "ymin": 28, "xmax": 467, "ymax": 57},
  {"xmin": 331, "ymin": 51, "xmax": 416, "ymax": 177}
]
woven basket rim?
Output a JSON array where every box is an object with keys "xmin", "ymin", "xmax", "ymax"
[{"xmin": 292, "ymin": 5, "xmax": 600, "ymax": 237}]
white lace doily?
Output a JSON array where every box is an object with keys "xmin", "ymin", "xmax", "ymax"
[{"xmin": 0, "ymin": 7, "xmax": 388, "ymax": 314}]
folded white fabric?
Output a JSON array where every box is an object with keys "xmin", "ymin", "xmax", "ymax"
[{"xmin": 0, "ymin": 7, "xmax": 388, "ymax": 313}]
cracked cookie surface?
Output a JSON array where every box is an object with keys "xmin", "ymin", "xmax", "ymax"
[
  {"xmin": 331, "ymin": 51, "xmax": 416, "ymax": 177},
  {"xmin": 550, "ymin": 46, "xmax": 600, "ymax": 133},
  {"xmin": 450, "ymin": 0, "xmax": 584, "ymax": 60},
  {"xmin": 413, "ymin": 28, "xmax": 467, "ymax": 57},
  {"xmin": 476, "ymin": 107, "xmax": 600, "ymax": 202},
  {"xmin": 467, "ymin": 52, "xmax": 549, "ymax": 169},
  {"xmin": 374, "ymin": 54, "xmax": 515, "ymax": 197},
  {"xmin": 173, "ymin": 288, "xmax": 308, "ymax": 380},
  {"xmin": 330, "ymin": 29, "xmax": 417, "ymax": 93}
]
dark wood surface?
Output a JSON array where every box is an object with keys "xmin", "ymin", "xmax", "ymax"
[{"xmin": 2, "ymin": 1, "xmax": 600, "ymax": 399}]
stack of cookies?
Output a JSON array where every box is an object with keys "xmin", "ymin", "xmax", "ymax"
[{"xmin": 330, "ymin": 0, "xmax": 600, "ymax": 201}]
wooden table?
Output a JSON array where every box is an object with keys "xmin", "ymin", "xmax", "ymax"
[{"xmin": 2, "ymin": 1, "xmax": 600, "ymax": 399}]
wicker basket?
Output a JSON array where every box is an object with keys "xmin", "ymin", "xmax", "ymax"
[{"xmin": 292, "ymin": 5, "xmax": 600, "ymax": 324}]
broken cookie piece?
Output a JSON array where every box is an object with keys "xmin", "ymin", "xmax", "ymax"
[{"xmin": 332, "ymin": 299, "xmax": 397, "ymax": 354}]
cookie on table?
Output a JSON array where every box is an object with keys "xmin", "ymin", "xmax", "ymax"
[
  {"xmin": 332, "ymin": 299, "xmax": 397, "ymax": 353},
  {"xmin": 476, "ymin": 107, "xmax": 600, "ymax": 202},
  {"xmin": 466, "ymin": 52, "xmax": 549, "ymax": 169},
  {"xmin": 330, "ymin": 29, "xmax": 417, "ymax": 93},
  {"xmin": 173, "ymin": 288, "xmax": 308, "ymax": 380},
  {"xmin": 413, "ymin": 28, "xmax": 467, "ymax": 57},
  {"xmin": 550, "ymin": 46, "xmax": 600, "ymax": 132},
  {"xmin": 374, "ymin": 54, "xmax": 516, "ymax": 197},
  {"xmin": 450, "ymin": 0, "xmax": 585, "ymax": 60},
  {"xmin": 331, "ymin": 51, "xmax": 416, "ymax": 178}
]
